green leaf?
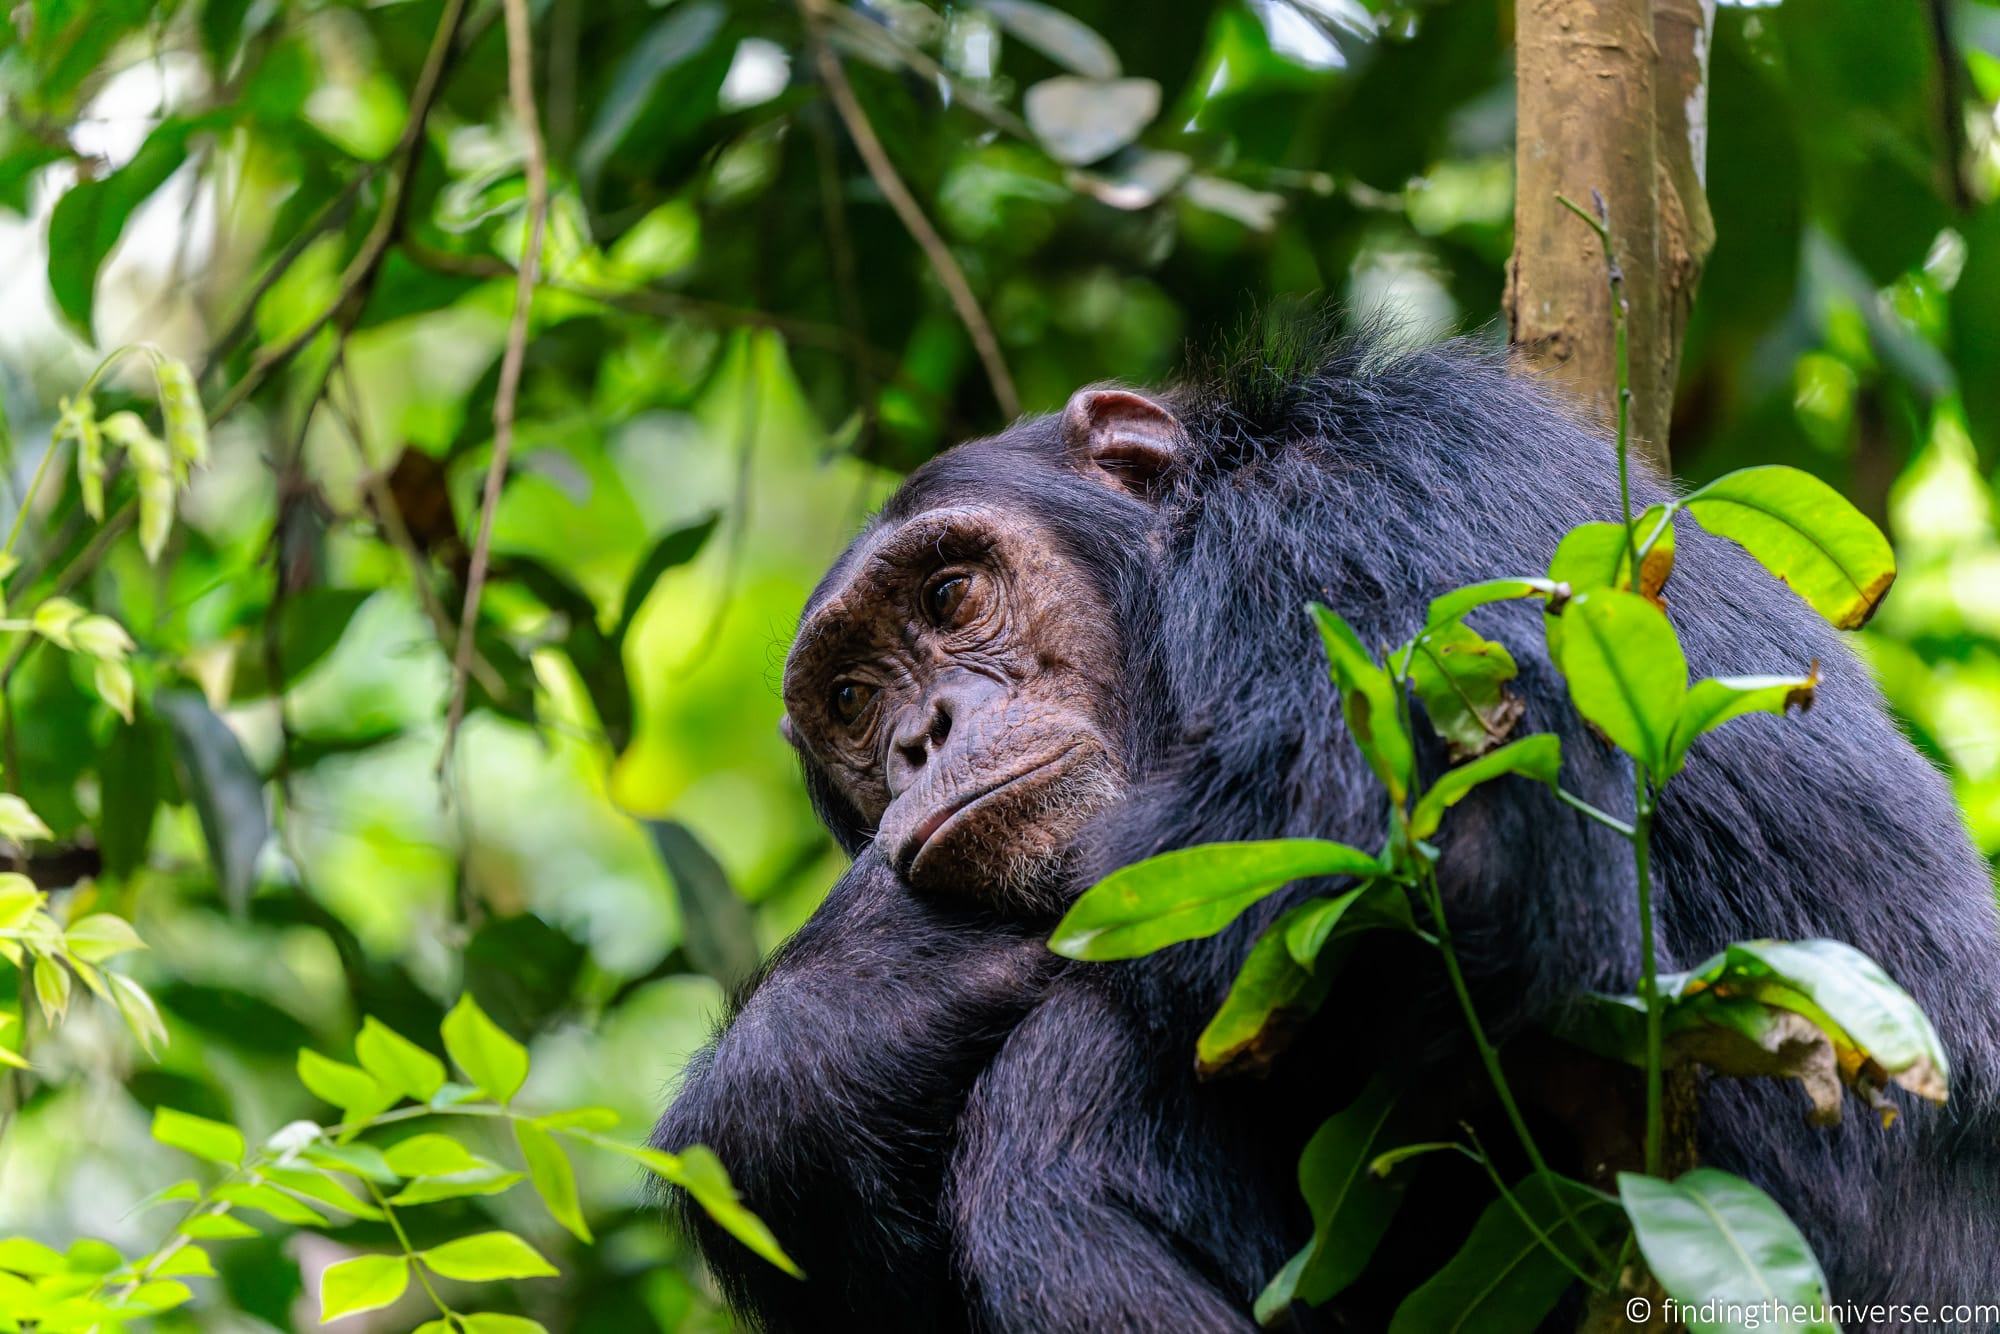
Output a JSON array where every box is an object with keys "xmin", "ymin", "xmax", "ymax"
[
  {"xmin": 1389, "ymin": 1174, "xmax": 1625, "ymax": 1334},
  {"xmin": 47, "ymin": 118, "xmax": 212, "ymax": 339},
  {"xmin": 460, "ymin": 1316, "xmax": 550, "ymax": 1334},
  {"xmin": 1048, "ymin": 839, "xmax": 1381, "ymax": 961},
  {"xmin": 616, "ymin": 512, "xmax": 720, "ymax": 644},
  {"xmin": 516, "ymin": 1120, "xmax": 591, "ymax": 1242},
  {"xmin": 0, "ymin": 1237, "xmax": 67, "ymax": 1275},
  {"xmin": 1553, "ymin": 590, "xmax": 1687, "ymax": 780},
  {"xmin": 533, "ymin": 1106, "xmax": 621, "ymax": 1132},
  {"xmin": 1404, "ymin": 622, "xmax": 1523, "ymax": 761},
  {"xmin": 1197, "ymin": 900, "xmax": 1337, "ymax": 1079},
  {"xmin": 1310, "ymin": 604, "xmax": 1415, "ymax": 802},
  {"xmin": 181, "ymin": 1213, "xmax": 259, "ymax": 1239},
  {"xmin": 1619, "ymin": 1170, "xmax": 1837, "ymax": 1333},
  {"xmin": 0, "ymin": 794, "xmax": 53, "ymax": 843},
  {"xmin": 1663, "ymin": 673, "xmax": 1818, "ymax": 779},
  {"xmin": 1421, "ymin": 578, "xmax": 1564, "ymax": 631},
  {"xmin": 156, "ymin": 691, "xmax": 269, "ymax": 912},
  {"xmin": 383, "ymin": 1133, "xmax": 486, "ymax": 1179},
  {"xmin": 259, "ymin": 1166, "xmax": 384, "ymax": 1221},
  {"xmin": 1547, "ymin": 505, "xmax": 1676, "ymax": 598},
  {"xmin": 648, "ymin": 819, "xmax": 761, "ymax": 990},
  {"xmin": 101, "ymin": 410, "xmax": 176, "ymax": 563},
  {"xmin": 214, "ymin": 1183, "xmax": 326, "ymax": 1226},
  {"xmin": 1683, "ymin": 465, "xmax": 1895, "ymax": 629},
  {"xmin": 152, "ymin": 1107, "xmax": 245, "ymax": 1166},
  {"xmin": 1689, "ymin": 939, "xmax": 1949, "ymax": 1111},
  {"xmin": 297, "ymin": 1050, "xmax": 395, "ymax": 1121},
  {"xmin": 388, "ymin": 1165, "xmax": 525, "ymax": 1206},
  {"xmin": 1282, "ymin": 882, "xmax": 1412, "ymax": 969},
  {"xmin": 1409, "ymin": 735, "xmax": 1562, "ymax": 841},
  {"xmin": 32, "ymin": 957, "xmax": 69, "ymax": 1022},
  {"xmin": 63, "ymin": 913, "xmax": 146, "ymax": 963},
  {"xmin": 441, "ymin": 994, "xmax": 529, "ymax": 1104},
  {"xmin": 1254, "ymin": 1081, "xmax": 1407, "ymax": 1324},
  {"xmin": 418, "ymin": 1230, "xmax": 559, "ymax": 1282},
  {"xmin": 354, "ymin": 1018, "xmax": 446, "ymax": 1103},
  {"xmin": 318, "ymin": 1253, "xmax": 410, "ymax": 1323},
  {"xmin": 303, "ymin": 1141, "xmax": 398, "ymax": 1183},
  {"xmin": 647, "ymin": 1144, "xmax": 802, "ymax": 1278},
  {"xmin": 227, "ymin": 590, "xmax": 373, "ymax": 700},
  {"xmin": 0, "ymin": 875, "xmax": 42, "ymax": 928}
]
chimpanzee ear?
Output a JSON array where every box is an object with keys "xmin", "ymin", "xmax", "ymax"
[{"xmin": 1059, "ymin": 387, "xmax": 1185, "ymax": 499}]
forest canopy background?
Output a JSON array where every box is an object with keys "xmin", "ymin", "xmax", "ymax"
[{"xmin": 0, "ymin": 0, "xmax": 1998, "ymax": 1328}]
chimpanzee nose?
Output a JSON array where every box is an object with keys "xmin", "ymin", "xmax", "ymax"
[{"xmin": 885, "ymin": 676, "xmax": 995, "ymax": 797}]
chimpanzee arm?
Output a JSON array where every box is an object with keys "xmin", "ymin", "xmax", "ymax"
[
  {"xmin": 651, "ymin": 849, "xmax": 1056, "ymax": 1333},
  {"xmin": 950, "ymin": 973, "xmax": 1292, "ymax": 1334}
]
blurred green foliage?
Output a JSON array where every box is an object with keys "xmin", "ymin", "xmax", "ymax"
[{"xmin": 0, "ymin": 0, "xmax": 1995, "ymax": 1327}]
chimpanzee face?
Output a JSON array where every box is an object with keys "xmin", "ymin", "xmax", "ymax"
[{"xmin": 781, "ymin": 387, "xmax": 1185, "ymax": 904}]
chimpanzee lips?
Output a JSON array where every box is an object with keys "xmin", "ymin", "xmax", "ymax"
[{"xmin": 898, "ymin": 746, "xmax": 1086, "ymax": 881}]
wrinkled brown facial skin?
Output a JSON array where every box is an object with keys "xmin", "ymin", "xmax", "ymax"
[{"xmin": 782, "ymin": 504, "xmax": 1127, "ymax": 908}]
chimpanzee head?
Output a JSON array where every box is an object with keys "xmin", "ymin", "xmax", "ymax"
[{"xmin": 781, "ymin": 387, "xmax": 1185, "ymax": 909}]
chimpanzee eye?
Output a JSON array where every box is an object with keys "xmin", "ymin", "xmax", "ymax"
[
  {"xmin": 830, "ymin": 681, "xmax": 876, "ymax": 725},
  {"xmin": 924, "ymin": 573, "xmax": 972, "ymax": 626}
]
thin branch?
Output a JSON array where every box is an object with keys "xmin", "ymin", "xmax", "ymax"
[
  {"xmin": 207, "ymin": 0, "xmax": 470, "ymax": 425},
  {"xmin": 802, "ymin": 0, "xmax": 1020, "ymax": 419},
  {"xmin": 439, "ymin": 0, "xmax": 551, "ymax": 778}
]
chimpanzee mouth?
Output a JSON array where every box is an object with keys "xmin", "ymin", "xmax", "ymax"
[{"xmin": 898, "ymin": 745, "xmax": 1090, "ymax": 880}]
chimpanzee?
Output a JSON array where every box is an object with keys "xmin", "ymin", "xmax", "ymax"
[{"xmin": 654, "ymin": 317, "xmax": 2000, "ymax": 1332}]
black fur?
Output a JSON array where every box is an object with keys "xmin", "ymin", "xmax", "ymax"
[{"xmin": 658, "ymin": 317, "xmax": 2000, "ymax": 1332}]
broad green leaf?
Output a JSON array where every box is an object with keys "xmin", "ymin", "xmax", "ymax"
[
  {"xmin": 63, "ymin": 913, "xmax": 146, "ymax": 963},
  {"xmin": 534, "ymin": 1106, "xmax": 621, "ymax": 1132},
  {"xmin": 259, "ymin": 1166, "xmax": 383, "ymax": 1221},
  {"xmin": 1547, "ymin": 505, "xmax": 1676, "ymax": 599},
  {"xmin": 303, "ymin": 1141, "xmax": 398, "ymax": 1183},
  {"xmin": 297, "ymin": 1051, "xmax": 394, "ymax": 1121},
  {"xmin": 1024, "ymin": 76, "xmax": 1161, "ymax": 164},
  {"xmin": 0, "ymin": 875, "xmax": 41, "ymax": 928},
  {"xmin": 384, "ymin": 1134, "xmax": 486, "ymax": 1179},
  {"xmin": 419, "ymin": 1230, "xmax": 558, "ymax": 1282},
  {"xmin": 1388, "ymin": 1174, "xmax": 1624, "ymax": 1334},
  {"xmin": 1664, "ymin": 673, "xmax": 1818, "ymax": 779},
  {"xmin": 1620, "ymin": 1170, "xmax": 1836, "ymax": 1333},
  {"xmin": 1693, "ymin": 939, "xmax": 1949, "ymax": 1110},
  {"xmin": 213, "ymin": 1183, "xmax": 325, "ymax": 1226},
  {"xmin": 649, "ymin": 820, "xmax": 760, "ymax": 990},
  {"xmin": 181, "ymin": 1213, "xmax": 259, "ymax": 1239},
  {"xmin": 156, "ymin": 691, "xmax": 269, "ymax": 912},
  {"xmin": 1421, "ymin": 578, "xmax": 1564, "ymax": 631},
  {"xmin": 111, "ymin": 973, "xmax": 168, "ymax": 1055},
  {"xmin": 1049, "ymin": 839, "xmax": 1381, "ymax": 961},
  {"xmin": 1283, "ymin": 883, "xmax": 1405, "ymax": 968},
  {"xmin": 32, "ymin": 957, "xmax": 70, "ymax": 1022},
  {"xmin": 616, "ymin": 512, "xmax": 720, "ymax": 644},
  {"xmin": 1197, "ymin": 901, "xmax": 1336, "ymax": 1079},
  {"xmin": 442, "ymin": 994, "xmax": 529, "ymax": 1104},
  {"xmin": 460, "ymin": 1316, "xmax": 551, "ymax": 1334},
  {"xmin": 68, "ymin": 614, "xmax": 133, "ymax": 661},
  {"xmin": 1684, "ymin": 466, "xmax": 1895, "ymax": 629},
  {"xmin": 1310, "ymin": 604, "xmax": 1414, "ymax": 803},
  {"xmin": 516, "ymin": 1121, "xmax": 591, "ymax": 1242},
  {"xmin": 0, "ymin": 794, "xmax": 52, "ymax": 843},
  {"xmin": 1409, "ymin": 735, "xmax": 1562, "ymax": 841},
  {"xmin": 1255, "ymin": 1081, "xmax": 1407, "ymax": 1324},
  {"xmin": 1404, "ymin": 622, "xmax": 1522, "ymax": 761},
  {"xmin": 354, "ymin": 1018, "xmax": 446, "ymax": 1103},
  {"xmin": 388, "ymin": 1165, "xmax": 525, "ymax": 1206},
  {"xmin": 649, "ymin": 1144, "xmax": 802, "ymax": 1278},
  {"xmin": 119, "ymin": 1278, "xmax": 194, "ymax": 1314},
  {"xmin": 0, "ymin": 1237, "xmax": 67, "ymax": 1275},
  {"xmin": 47, "ymin": 118, "xmax": 209, "ymax": 338},
  {"xmin": 150, "ymin": 1244, "xmax": 216, "ymax": 1278},
  {"xmin": 318, "ymin": 1253, "xmax": 409, "ymax": 1323},
  {"xmin": 152, "ymin": 1108, "xmax": 245, "ymax": 1166},
  {"xmin": 1553, "ymin": 590, "xmax": 1687, "ymax": 779}
]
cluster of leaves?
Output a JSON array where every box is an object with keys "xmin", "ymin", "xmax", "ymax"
[
  {"xmin": 1050, "ymin": 435, "xmax": 1936, "ymax": 1327},
  {"xmin": 0, "ymin": 993, "xmax": 787, "ymax": 1332}
]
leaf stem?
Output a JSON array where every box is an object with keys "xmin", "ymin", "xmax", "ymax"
[
  {"xmin": 1632, "ymin": 779, "xmax": 1663, "ymax": 1177},
  {"xmin": 363, "ymin": 1175, "xmax": 455, "ymax": 1321},
  {"xmin": 1557, "ymin": 192, "xmax": 1639, "ymax": 590},
  {"xmin": 1460, "ymin": 1125, "xmax": 1608, "ymax": 1292},
  {"xmin": 1554, "ymin": 786, "xmax": 1638, "ymax": 838}
]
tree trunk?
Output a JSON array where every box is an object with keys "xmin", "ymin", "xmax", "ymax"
[{"xmin": 1507, "ymin": 0, "xmax": 1715, "ymax": 471}]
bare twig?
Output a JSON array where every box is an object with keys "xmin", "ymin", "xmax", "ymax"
[
  {"xmin": 208, "ymin": 0, "xmax": 470, "ymax": 426},
  {"xmin": 801, "ymin": 0, "xmax": 1020, "ymax": 419},
  {"xmin": 438, "ymin": 0, "xmax": 551, "ymax": 777}
]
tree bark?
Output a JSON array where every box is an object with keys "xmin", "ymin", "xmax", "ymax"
[{"xmin": 1507, "ymin": 0, "xmax": 1715, "ymax": 471}]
